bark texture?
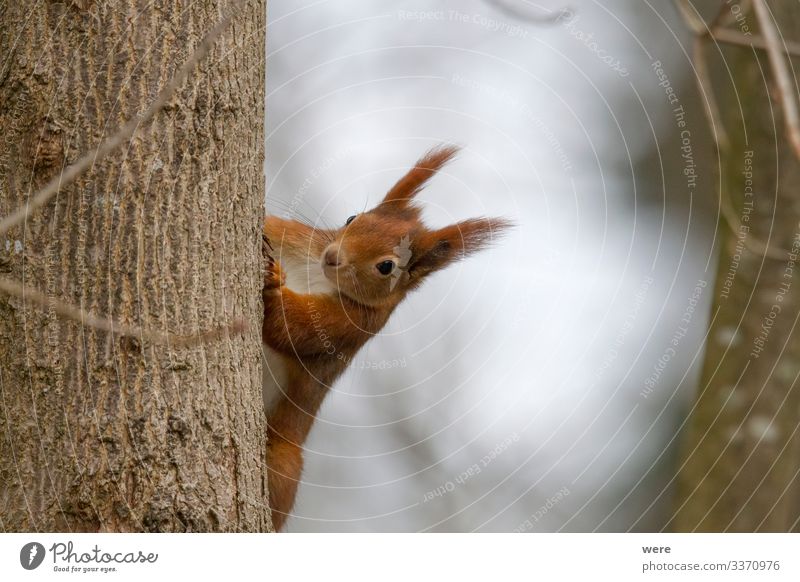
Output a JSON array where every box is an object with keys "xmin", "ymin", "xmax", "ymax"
[
  {"xmin": 0, "ymin": 0, "xmax": 271, "ymax": 532},
  {"xmin": 672, "ymin": 1, "xmax": 800, "ymax": 531}
]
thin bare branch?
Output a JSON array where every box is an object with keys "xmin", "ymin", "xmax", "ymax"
[
  {"xmin": 711, "ymin": 27, "xmax": 800, "ymax": 57},
  {"xmin": 752, "ymin": 0, "xmax": 800, "ymax": 160},
  {"xmin": 713, "ymin": 0, "xmax": 751, "ymax": 28},
  {"xmin": 0, "ymin": 276, "xmax": 247, "ymax": 348},
  {"xmin": 719, "ymin": 201, "xmax": 788, "ymax": 261},
  {"xmin": 673, "ymin": 0, "xmax": 707, "ymax": 35},
  {"xmin": 673, "ymin": 0, "xmax": 800, "ymax": 56},
  {"xmin": 0, "ymin": 0, "xmax": 245, "ymax": 237},
  {"xmin": 672, "ymin": 1, "xmax": 731, "ymax": 150},
  {"xmin": 673, "ymin": 0, "xmax": 793, "ymax": 258},
  {"xmin": 693, "ymin": 34, "xmax": 731, "ymax": 151}
]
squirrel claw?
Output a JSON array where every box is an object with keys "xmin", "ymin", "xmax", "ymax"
[
  {"xmin": 263, "ymin": 234, "xmax": 286, "ymax": 291},
  {"xmin": 262, "ymin": 233, "xmax": 275, "ymax": 259},
  {"xmin": 262, "ymin": 233, "xmax": 275, "ymax": 253}
]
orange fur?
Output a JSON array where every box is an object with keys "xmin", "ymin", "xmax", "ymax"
[{"xmin": 262, "ymin": 146, "xmax": 512, "ymax": 530}]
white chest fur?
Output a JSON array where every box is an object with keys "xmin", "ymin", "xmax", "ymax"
[
  {"xmin": 262, "ymin": 345, "xmax": 288, "ymax": 415},
  {"xmin": 262, "ymin": 253, "xmax": 336, "ymax": 415},
  {"xmin": 281, "ymin": 254, "xmax": 337, "ymax": 295}
]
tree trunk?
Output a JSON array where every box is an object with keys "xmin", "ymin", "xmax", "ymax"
[
  {"xmin": 0, "ymin": 0, "xmax": 271, "ymax": 532},
  {"xmin": 673, "ymin": 1, "xmax": 800, "ymax": 532}
]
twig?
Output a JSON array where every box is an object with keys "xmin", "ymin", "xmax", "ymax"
[
  {"xmin": 719, "ymin": 201, "xmax": 788, "ymax": 261},
  {"xmin": 709, "ymin": 0, "xmax": 751, "ymax": 29},
  {"xmin": 673, "ymin": 1, "xmax": 730, "ymax": 150},
  {"xmin": 0, "ymin": 0, "xmax": 245, "ymax": 237},
  {"xmin": 693, "ymin": 34, "xmax": 731, "ymax": 151},
  {"xmin": 673, "ymin": 0, "xmax": 793, "ymax": 259},
  {"xmin": 672, "ymin": 0, "xmax": 800, "ymax": 152},
  {"xmin": 674, "ymin": 0, "xmax": 800, "ymax": 57},
  {"xmin": 711, "ymin": 27, "xmax": 800, "ymax": 57},
  {"xmin": 0, "ymin": 276, "xmax": 247, "ymax": 348},
  {"xmin": 673, "ymin": 0, "xmax": 707, "ymax": 35},
  {"xmin": 752, "ymin": 0, "xmax": 800, "ymax": 161}
]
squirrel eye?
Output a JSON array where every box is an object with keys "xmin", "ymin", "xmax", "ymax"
[
  {"xmin": 376, "ymin": 260, "xmax": 395, "ymax": 276},
  {"xmin": 345, "ymin": 215, "xmax": 357, "ymax": 226}
]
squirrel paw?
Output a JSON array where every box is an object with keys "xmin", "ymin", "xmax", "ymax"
[{"xmin": 263, "ymin": 234, "xmax": 286, "ymax": 291}]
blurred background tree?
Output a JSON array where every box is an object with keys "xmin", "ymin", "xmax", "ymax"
[{"xmin": 673, "ymin": 0, "xmax": 800, "ymax": 532}]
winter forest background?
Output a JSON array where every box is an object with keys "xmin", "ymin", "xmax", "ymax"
[{"xmin": 265, "ymin": 0, "xmax": 720, "ymax": 532}]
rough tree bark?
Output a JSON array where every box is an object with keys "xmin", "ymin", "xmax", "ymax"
[
  {"xmin": 0, "ymin": 0, "xmax": 271, "ymax": 532},
  {"xmin": 673, "ymin": 1, "xmax": 800, "ymax": 531}
]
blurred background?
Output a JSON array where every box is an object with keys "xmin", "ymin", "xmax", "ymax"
[{"xmin": 264, "ymin": 0, "xmax": 719, "ymax": 531}]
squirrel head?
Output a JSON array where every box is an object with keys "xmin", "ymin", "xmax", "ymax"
[{"xmin": 321, "ymin": 145, "xmax": 512, "ymax": 306}]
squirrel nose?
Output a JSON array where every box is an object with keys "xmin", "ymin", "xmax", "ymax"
[{"xmin": 324, "ymin": 246, "xmax": 343, "ymax": 267}]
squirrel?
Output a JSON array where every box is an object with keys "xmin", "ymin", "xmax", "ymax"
[{"xmin": 261, "ymin": 145, "xmax": 511, "ymax": 531}]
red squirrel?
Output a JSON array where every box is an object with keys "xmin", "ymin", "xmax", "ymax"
[{"xmin": 261, "ymin": 145, "xmax": 511, "ymax": 530}]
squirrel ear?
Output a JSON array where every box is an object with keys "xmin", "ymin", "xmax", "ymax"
[
  {"xmin": 408, "ymin": 217, "xmax": 513, "ymax": 278},
  {"xmin": 382, "ymin": 145, "xmax": 460, "ymax": 206}
]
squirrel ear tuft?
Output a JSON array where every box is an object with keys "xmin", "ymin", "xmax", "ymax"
[
  {"xmin": 382, "ymin": 145, "xmax": 461, "ymax": 206},
  {"xmin": 408, "ymin": 217, "xmax": 513, "ymax": 278}
]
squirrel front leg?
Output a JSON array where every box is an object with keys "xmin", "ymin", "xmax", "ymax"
[{"xmin": 262, "ymin": 235, "xmax": 362, "ymax": 530}]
